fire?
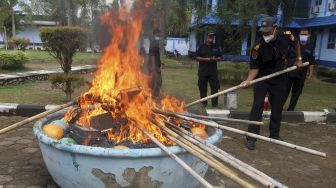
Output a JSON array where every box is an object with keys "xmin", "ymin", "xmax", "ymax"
[{"xmin": 65, "ymin": 0, "xmax": 186, "ymax": 145}]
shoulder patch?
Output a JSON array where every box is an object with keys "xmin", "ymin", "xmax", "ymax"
[
  {"xmin": 284, "ymin": 31, "xmax": 295, "ymax": 41},
  {"xmin": 284, "ymin": 31, "xmax": 292, "ymax": 35}
]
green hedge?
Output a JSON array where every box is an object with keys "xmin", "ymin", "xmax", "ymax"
[
  {"xmin": 218, "ymin": 62, "xmax": 249, "ymax": 85},
  {"xmin": 9, "ymin": 37, "xmax": 30, "ymax": 51},
  {"xmin": 0, "ymin": 51, "xmax": 29, "ymax": 70}
]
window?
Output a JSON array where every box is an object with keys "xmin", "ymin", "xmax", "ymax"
[
  {"xmin": 315, "ymin": 0, "xmax": 322, "ymax": 6},
  {"xmin": 327, "ymin": 28, "xmax": 336, "ymax": 49}
]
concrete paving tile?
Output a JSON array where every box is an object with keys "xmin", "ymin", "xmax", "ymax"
[
  {"xmin": 0, "ymin": 141, "xmax": 15, "ymax": 147},
  {"xmin": 4, "ymin": 137, "xmax": 21, "ymax": 142},
  {"xmin": 16, "ymin": 139, "xmax": 33, "ymax": 144},
  {"xmin": 0, "ymin": 175, "xmax": 13, "ymax": 184},
  {"xmin": 22, "ymin": 148, "xmax": 39, "ymax": 153}
]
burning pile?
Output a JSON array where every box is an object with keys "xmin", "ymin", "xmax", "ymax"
[{"xmin": 62, "ymin": 0, "xmax": 203, "ymax": 147}]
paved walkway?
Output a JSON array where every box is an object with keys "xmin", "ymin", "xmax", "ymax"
[
  {"xmin": 0, "ymin": 116, "xmax": 335, "ymax": 187},
  {"xmin": 0, "ymin": 65, "xmax": 95, "ymax": 80},
  {"xmin": 0, "ymin": 116, "xmax": 57, "ymax": 188}
]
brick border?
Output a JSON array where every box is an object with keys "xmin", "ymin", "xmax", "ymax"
[{"xmin": 0, "ymin": 104, "xmax": 335, "ymax": 123}]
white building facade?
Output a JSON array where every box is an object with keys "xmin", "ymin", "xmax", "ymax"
[
  {"xmin": 308, "ymin": 0, "xmax": 336, "ymax": 67},
  {"xmin": 190, "ymin": 0, "xmax": 336, "ymax": 67},
  {"xmin": 0, "ymin": 20, "xmax": 57, "ymax": 49}
]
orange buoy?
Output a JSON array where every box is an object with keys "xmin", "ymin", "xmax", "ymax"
[
  {"xmin": 191, "ymin": 127, "xmax": 208, "ymax": 139},
  {"xmin": 43, "ymin": 124, "xmax": 64, "ymax": 140},
  {"xmin": 113, "ymin": 145, "xmax": 129, "ymax": 149}
]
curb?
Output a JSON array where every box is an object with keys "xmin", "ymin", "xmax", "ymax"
[
  {"xmin": 0, "ymin": 65, "xmax": 96, "ymax": 86},
  {"xmin": 0, "ymin": 104, "xmax": 57, "ymax": 117},
  {"xmin": 206, "ymin": 109, "xmax": 335, "ymax": 123},
  {"xmin": 0, "ymin": 103, "xmax": 335, "ymax": 123}
]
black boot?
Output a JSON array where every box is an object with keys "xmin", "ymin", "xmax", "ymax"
[
  {"xmin": 270, "ymin": 135, "xmax": 283, "ymax": 141},
  {"xmin": 246, "ymin": 140, "xmax": 256, "ymax": 150}
]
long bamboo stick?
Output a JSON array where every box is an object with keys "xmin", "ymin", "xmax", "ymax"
[
  {"xmin": 167, "ymin": 122, "xmax": 287, "ymax": 188},
  {"xmin": 152, "ymin": 119, "xmax": 256, "ymax": 188},
  {"xmin": 155, "ymin": 110, "xmax": 327, "ymax": 157},
  {"xmin": 185, "ymin": 62, "xmax": 310, "ymax": 108},
  {"xmin": 0, "ymin": 101, "xmax": 76, "ymax": 135},
  {"xmin": 177, "ymin": 112, "xmax": 264, "ymax": 126},
  {"xmin": 133, "ymin": 124, "xmax": 213, "ymax": 188}
]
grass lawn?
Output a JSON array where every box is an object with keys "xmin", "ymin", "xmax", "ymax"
[
  {"xmin": 0, "ymin": 49, "xmax": 100, "ymax": 74},
  {"xmin": 0, "ymin": 57, "xmax": 335, "ymax": 111}
]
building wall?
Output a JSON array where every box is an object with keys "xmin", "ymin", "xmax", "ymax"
[
  {"xmin": 189, "ymin": 32, "xmax": 197, "ymax": 52},
  {"xmin": 314, "ymin": 28, "xmax": 324, "ymax": 59},
  {"xmin": 310, "ymin": 0, "xmax": 336, "ymax": 18},
  {"xmin": 165, "ymin": 38, "xmax": 189, "ymax": 56},
  {"xmin": 17, "ymin": 25, "xmax": 43, "ymax": 44},
  {"xmin": 0, "ymin": 25, "xmax": 44, "ymax": 46},
  {"xmin": 319, "ymin": 27, "xmax": 336, "ymax": 66},
  {"xmin": 308, "ymin": 0, "xmax": 336, "ymax": 67}
]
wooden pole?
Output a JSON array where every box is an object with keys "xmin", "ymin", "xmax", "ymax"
[
  {"xmin": 0, "ymin": 101, "xmax": 76, "ymax": 135},
  {"xmin": 167, "ymin": 122, "xmax": 287, "ymax": 188},
  {"xmin": 133, "ymin": 124, "xmax": 214, "ymax": 188},
  {"xmin": 155, "ymin": 110, "xmax": 327, "ymax": 158},
  {"xmin": 185, "ymin": 62, "xmax": 310, "ymax": 108},
  {"xmin": 177, "ymin": 112, "xmax": 264, "ymax": 126},
  {"xmin": 152, "ymin": 119, "xmax": 256, "ymax": 188}
]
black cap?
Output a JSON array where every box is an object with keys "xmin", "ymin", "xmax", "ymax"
[
  {"xmin": 153, "ymin": 29, "xmax": 161, "ymax": 35},
  {"xmin": 259, "ymin": 16, "xmax": 277, "ymax": 32},
  {"xmin": 206, "ymin": 30, "xmax": 216, "ymax": 36}
]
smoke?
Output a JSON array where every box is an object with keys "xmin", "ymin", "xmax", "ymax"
[{"xmin": 119, "ymin": 0, "xmax": 135, "ymax": 12}]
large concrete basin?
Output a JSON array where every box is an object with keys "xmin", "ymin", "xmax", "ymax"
[{"xmin": 33, "ymin": 110, "xmax": 222, "ymax": 188}]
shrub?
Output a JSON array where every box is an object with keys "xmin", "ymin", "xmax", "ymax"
[
  {"xmin": 40, "ymin": 26, "xmax": 87, "ymax": 74},
  {"xmin": 9, "ymin": 37, "xmax": 30, "ymax": 51},
  {"xmin": 49, "ymin": 73, "xmax": 85, "ymax": 100},
  {"xmin": 218, "ymin": 62, "xmax": 249, "ymax": 85},
  {"xmin": 41, "ymin": 27, "xmax": 87, "ymax": 99},
  {"xmin": 316, "ymin": 65, "xmax": 336, "ymax": 82},
  {"xmin": 0, "ymin": 51, "xmax": 29, "ymax": 70}
]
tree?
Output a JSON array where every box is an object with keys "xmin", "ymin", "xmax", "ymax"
[
  {"xmin": 24, "ymin": 0, "xmax": 107, "ymax": 49},
  {"xmin": 40, "ymin": 27, "xmax": 87, "ymax": 99},
  {"xmin": 165, "ymin": 0, "xmax": 192, "ymax": 37},
  {"xmin": 216, "ymin": 0, "xmax": 296, "ymax": 54},
  {"xmin": 0, "ymin": 0, "xmax": 22, "ymax": 44},
  {"xmin": 0, "ymin": 1, "xmax": 10, "ymax": 46},
  {"xmin": 40, "ymin": 27, "xmax": 87, "ymax": 74}
]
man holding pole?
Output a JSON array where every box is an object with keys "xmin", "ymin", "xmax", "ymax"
[
  {"xmin": 196, "ymin": 31, "xmax": 222, "ymax": 108},
  {"xmin": 241, "ymin": 16, "xmax": 303, "ymax": 150}
]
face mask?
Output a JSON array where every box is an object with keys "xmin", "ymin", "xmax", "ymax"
[
  {"xmin": 155, "ymin": 36, "xmax": 160, "ymax": 41},
  {"xmin": 299, "ymin": 35, "xmax": 309, "ymax": 43},
  {"xmin": 263, "ymin": 28, "xmax": 276, "ymax": 43},
  {"xmin": 263, "ymin": 35, "xmax": 274, "ymax": 43}
]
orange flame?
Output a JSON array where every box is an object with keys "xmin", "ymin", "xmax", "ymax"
[{"xmin": 65, "ymin": 0, "xmax": 186, "ymax": 145}]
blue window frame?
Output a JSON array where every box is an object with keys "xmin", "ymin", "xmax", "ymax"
[
  {"xmin": 315, "ymin": 0, "xmax": 322, "ymax": 6},
  {"xmin": 327, "ymin": 28, "xmax": 336, "ymax": 49}
]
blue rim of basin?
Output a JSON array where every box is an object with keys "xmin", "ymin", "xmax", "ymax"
[{"xmin": 33, "ymin": 110, "xmax": 223, "ymax": 158}]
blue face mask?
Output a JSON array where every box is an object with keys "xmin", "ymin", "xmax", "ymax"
[
  {"xmin": 155, "ymin": 36, "xmax": 160, "ymax": 41},
  {"xmin": 299, "ymin": 35, "xmax": 309, "ymax": 43}
]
